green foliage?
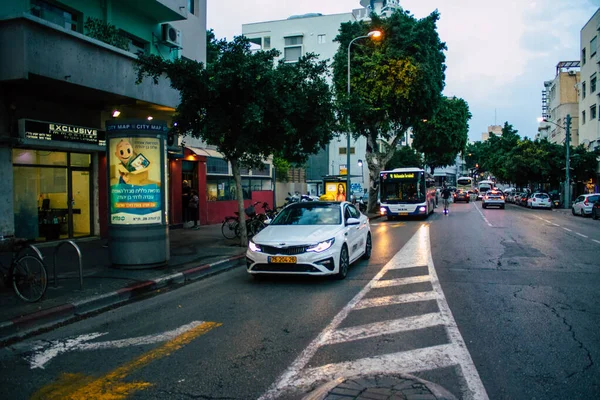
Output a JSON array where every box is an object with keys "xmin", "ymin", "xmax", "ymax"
[
  {"xmin": 84, "ymin": 17, "xmax": 129, "ymax": 51},
  {"xmin": 385, "ymin": 144, "xmax": 423, "ymax": 170},
  {"xmin": 330, "ymin": 8, "xmax": 447, "ymax": 212},
  {"xmin": 464, "ymin": 121, "xmax": 600, "ymax": 190},
  {"xmin": 135, "ymin": 34, "xmax": 335, "ymax": 245},
  {"xmin": 412, "ymin": 96, "xmax": 471, "ymax": 173},
  {"xmin": 273, "ymin": 157, "xmax": 290, "ymax": 182}
]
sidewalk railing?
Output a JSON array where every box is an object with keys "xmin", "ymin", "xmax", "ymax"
[{"xmin": 53, "ymin": 240, "xmax": 83, "ymax": 290}]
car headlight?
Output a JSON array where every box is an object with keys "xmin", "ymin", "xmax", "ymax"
[
  {"xmin": 307, "ymin": 238, "xmax": 335, "ymax": 253},
  {"xmin": 248, "ymin": 241, "xmax": 262, "ymax": 252}
]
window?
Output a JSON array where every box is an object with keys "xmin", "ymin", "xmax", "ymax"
[
  {"xmin": 252, "ymin": 163, "xmax": 270, "ymax": 176},
  {"xmin": 591, "ymin": 36, "xmax": 598, "ymax": 56},
  {"xmin": 582, "ymin": 110, "xmax": 586, "ymax": 124},
  {"xmin": 591, "ymin": 104, "xmax": 597, "ymax": 120},
  {"xmin": 592, "ymin": 75, "xmax": 597, "ymax": 93},
  {"xmin": 582, "ymin": 82, "xmax": 587, "ymax": 99},
  {"xmin": 31, "ymin": 0, "xmax": 80, "ymax": 32},
  {"xmin": 187, "ymin": 0, "xmax": 195, "ymax": 15},
  {"xmin": 263, "ymin": 36, "xmax": 271, "ymax": 49},
  {"xmin": 206, "ymin": 157, "xmax": 229, "ymax": 174},
  {"xmin": 582, "ymin": 48, "xmax": 587, "ymax": 65},
  {"xmin": 338, "ymin": 147, "xmax": 356, "ymax": 155},
  {"xmin": 284, "ymin": 35, "xmax": 303, "ymax": 62},
  {"xmin": 206, "ymin": 177, "xmax": 270, "ymax": 201},
  {"xmin": 317, "ymin": 34, "xmax": 326, "ymax": 44}
]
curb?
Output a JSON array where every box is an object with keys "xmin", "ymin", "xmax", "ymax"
[{"xmin": 0, "ymin": 254, "xmax": 245, "ymax": 345}]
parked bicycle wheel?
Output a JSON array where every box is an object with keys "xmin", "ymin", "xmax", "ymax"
[
  {"xmin": 221, "ymin": 217, "xmax": 238, "ymax": 240},
  {"xmin": 250, "ymin": 219, "xmax": 266, "ymax": 236},
  {"xmin": 11, "ymin": 255, "xmax": 47, "ymax": 303}
]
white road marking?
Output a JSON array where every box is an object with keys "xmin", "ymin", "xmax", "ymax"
[
  {"xmin": 355, "ymin": 291, "xmax": 437, "ymax": 310},
  {"xmin": 259, "ymin": 226, "xmax": 488, "ymax": 400},
  {"xmin": 575, "ymin": 232, "xmax": 588, "ymax": 238},
  {"xmin": 322, "ymin": 313, "xmax": 444, "ymax": 345},
  {"xmin": 372, "ymin": 275, "xmax": 431, "ymax": 288},
  {"xmin": 473, "ymin": 202, "xmax": 493, "ymax": 227},
  {"xmin": 542, "ymin": 219, "xmax": 552, "ymax": 223},
  {"xmin": 552, "ymin": 223, "xmax": 560, "ymax": 227},
  {"xmin": 593, "ymin": 239, "xmax": 600, "ymax": 245},
  {"xmin": 25, "ymin": 321, "xmax": 205, "ymax": 369},
  {"xmin": 563, "ymin": 227, "xmax": 572, "ymax": 232}
]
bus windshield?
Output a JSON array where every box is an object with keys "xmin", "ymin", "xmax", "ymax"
[
  {"xmin": 457, "ymin": 177, "xmax": 472, "ymax": 187},
  {"xmin": 380, "ymin": 177, "xmax": 425, "ymax": 204}
]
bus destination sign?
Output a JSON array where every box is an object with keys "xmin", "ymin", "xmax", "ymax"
[{"xmin": 382, "ymin": 172, "xmax": 416, "ymax": 179}]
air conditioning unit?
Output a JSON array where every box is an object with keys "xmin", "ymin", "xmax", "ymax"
[
  {"xmin": 568, "ymin": 70, "xmax": 576, "ymax": 76},
  {"xmin": 167, "ymin": 131, "xmax": 184, "ymax": 154},
  {"xmin": 161, "ymin": 23, "xmax": 181, "ymax": 48}
]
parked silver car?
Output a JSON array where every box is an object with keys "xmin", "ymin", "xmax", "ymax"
[{"xmin": 572, "ymin": 194, "xmax": 600, "ymax": 217}]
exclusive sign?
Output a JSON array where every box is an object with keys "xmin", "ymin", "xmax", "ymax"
[{"xmin": 24, "ymin": 120, "xmax": 106, "ymax": 146}]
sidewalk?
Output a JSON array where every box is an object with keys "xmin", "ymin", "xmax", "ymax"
[{"xmin": 0, "ymin": 223, "xmax": 245, "ymax": 344}]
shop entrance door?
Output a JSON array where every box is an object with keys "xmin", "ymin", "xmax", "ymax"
[{"xmin": 70, "ymin": 169, "xmax": 91, "ymax": 237}]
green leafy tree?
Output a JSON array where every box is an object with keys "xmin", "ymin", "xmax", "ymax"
[
  {"xmin": 331, "ymin": 9, "xmax": 446, "ymax": 213},
  {"xmin": 384, "ymin": 143, "xmax": 423, "ymax": 170},
  {"xmin": 571, "ymin": 145, "xmax": 600, "ymax": 186},
  {"xmin": 135, "ymin": 36, "xmax": 335, "ymax": 245},
  {"xmin": 411, "ymin": 96, "xmax": 471, "ymax": 174}
]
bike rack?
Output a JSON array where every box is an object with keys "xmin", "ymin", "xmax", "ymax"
[
  {"xmin": 16, "ymin": 243, "xmax": 44, "ymax": 262},
  {"xmin": 52, "ymin": 240, "xmax": 83, "ymax": 290}
]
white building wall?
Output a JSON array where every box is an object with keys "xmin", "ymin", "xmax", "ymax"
[
  {"xmin": 172, "ymin": 0, "xmax": 207, "ymax": 63},
  {"xmin": 579, "ymin": 9, "xmax": 600, "ymax": 150}
]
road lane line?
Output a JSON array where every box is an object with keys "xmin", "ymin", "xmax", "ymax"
[
  {"xmin": 31, "ymin": 321, "xmax": 221, "ymax": 400},
  {"xmin": 322, "ymin": 313, "xmax": 444, "ymax": 345},
  {"xmin": 355, "ymin": 292, "xmax": 437, "ymax": 310},
  {"xmin": 372, "ymin": 275, "xmax": 431, "ymax": 288},
  {"xmin": 593, "ymin": 239, "xmax": 600, "ymax": 244},
  {"xmin": 575, "ymin": 232, "xmax": 588, "ymax": 238},
  {"xmin": 563, "ymin": 227, "xmax": 572, "ymax": 232},
  {"xmin": 289, "ymin": 344, "xmax": 458, "ymax": 389},
  {"xmin": 259, "ymin": 226, "xmax": 488, "ymax": 400},
  {"xmin": 542, "ymin": 219, "xmax": 552, "ymax": 223},
  {"xmin": 552, "ymin": 223, "xmax": 560, "ymax": 227},
  {"xmin": 473, "ymin": 202, "xmax": 493, "ymax": 227}
]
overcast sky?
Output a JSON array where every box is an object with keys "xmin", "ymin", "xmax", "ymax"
[{"xmin": 207, "ymin": 0, "xmax": 600, "ymax": 142}]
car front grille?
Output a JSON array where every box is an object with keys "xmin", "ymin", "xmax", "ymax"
[
  {"xmin": 261, "ymin": 245, "xmax": 308, "ymax": 255},
  {"xmin": 252, "ymin": 264, "xmax": 320, "ymax": 273}
]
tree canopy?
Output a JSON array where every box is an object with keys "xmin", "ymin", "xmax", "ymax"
[
  {"xmin": 331, "ymin": 9, "xmax": 447, "ymax": 212},
  {"xmin": 411, "ymin": 96, "xmax": 471, "ymax": 174},
  {"xmin": 135, "ymin": 35, "xmax": 335, "ymax": 245}
]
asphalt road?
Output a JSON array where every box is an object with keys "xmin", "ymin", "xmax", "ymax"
[{"xmin": 0, "ymin": 202, "xmax": 598, "ymax": 399}]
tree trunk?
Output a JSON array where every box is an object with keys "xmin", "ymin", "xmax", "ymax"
[
  {"xmin": 231, "ymin": 158, "xmax": 248, "ymax": 247},
  {"xmin": 367, "ymin": 161, "xmax": 381, "ymax": 214}
]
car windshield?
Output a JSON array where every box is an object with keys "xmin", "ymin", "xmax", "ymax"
[{"xmin": 270, "ymin": 204, "xmax": 341, "ymax": 225}]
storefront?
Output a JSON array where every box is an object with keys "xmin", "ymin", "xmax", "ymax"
[{"xmin": 11, "ymin": 119, "xmax": 105, "ymax": 242}]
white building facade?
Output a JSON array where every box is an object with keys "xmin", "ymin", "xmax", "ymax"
[{"xmin": 579, "ymin": 9, "xmax": 600, "ymax": 150}]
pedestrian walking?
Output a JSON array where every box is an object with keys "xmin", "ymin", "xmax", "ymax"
[
  {"xmin": 189, "ymin": 190, "xmax": 200, "ymax": 229},
  {"xmin": 182, "ymin": 180, "xmax": 191, "ymax": 225}
]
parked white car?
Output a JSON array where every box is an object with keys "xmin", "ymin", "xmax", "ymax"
[
  {"xmin": 246, "ymin": 202, "xmax": 371, "ymax": 279},
  {"xmin": 572, "ymin": 194, "xmax": 600, "ymax": 217},
  {"xmin": 527, "ymin": 193, "xmax": 552, "ymax": 210}
]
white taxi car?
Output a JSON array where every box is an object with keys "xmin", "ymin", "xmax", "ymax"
[
  {"xmin": 246, "ymin": 202, "xmax": 371, "ymax": 279},
  {"xmin": 527, "ymin": 193, "xmax": 552, "ymax": 210},
  {"xmin": 482, "ymin": 190, "xmax": 505, "ymax": 209}
]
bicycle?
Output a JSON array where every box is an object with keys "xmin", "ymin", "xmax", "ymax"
[
  {"xmin": 221, "ymin": 202, "xmax": 266, "ymax": 240},
  {"xmin": 0, "ymin": 238, "xmax": 48, "ymax": 302}
]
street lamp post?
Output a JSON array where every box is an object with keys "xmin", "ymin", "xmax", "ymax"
[
  {"xmin": 537, "ymin": 115, "xmax": 572, "ymax": 208},
  {"xmin": 357, "ymin": 159, "xmax": 364, "ymax": 183},
  {"xmin": 347, "ymin": 30, "xmax": 382, "ymax": 197}
]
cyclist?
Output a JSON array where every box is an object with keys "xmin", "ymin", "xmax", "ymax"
[{"xmin": 441, "ymin": 184, "xmax": 451, "ymax": 214}]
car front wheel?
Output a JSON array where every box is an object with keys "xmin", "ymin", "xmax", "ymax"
[
  {"xmin": 362, "ymin": 233, "xmax": 372, "ymax": 260},
  {"xmin": 335, "ymin": 245, "xmax": 349, "ymax": 280}
]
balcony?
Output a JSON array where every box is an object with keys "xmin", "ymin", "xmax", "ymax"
[
  {"xmin": 0, "ymin": 14, "xmax": 179, "ymax": 108},
  {"xmin": 119, "ymin": 0, "xmax": 187, "ymax": 22}
]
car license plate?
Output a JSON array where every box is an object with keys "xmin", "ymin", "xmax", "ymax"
[
  {"xmin": 269, "ymin": 256, "xmax": 297, "ymax": 264},
  {"xmin": 400, "ymin": 212, "xmax": 408, "ymax": 216}
]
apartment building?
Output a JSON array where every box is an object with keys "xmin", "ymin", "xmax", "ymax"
[
  {"xmin": 0, "ymin": 0, "xmax": 208, "ymax": 240},
  {"xmin": 481, "ymin": 125, "xmax": 503, "ymax": 142},
  {"xmin": 579, "ymin": 8, "xmax": 600, "ymax": 150},
  {"xmin": 538, "ymin": 62, "xmax": 580, "ymax": 145}
]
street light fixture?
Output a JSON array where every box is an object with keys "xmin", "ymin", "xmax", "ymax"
[
  {"xmin": 347, "ymin": 30, "xmax": 382, "ymax": 195},
  {"xmin": 357, "ymin": 159, "xmax": 364, "ymax": 183},
  {"xmin": 537, "ymin": 116, "xmax": 572, "ymax": 208}
]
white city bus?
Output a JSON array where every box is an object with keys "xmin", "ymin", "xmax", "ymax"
[
  {"xmin": 379, "ymin": 168, "xmax": 436, "ymax": 219},
  {"xmin": 456, "ymin": 176, "xmax": 474, "ymax": 192}
]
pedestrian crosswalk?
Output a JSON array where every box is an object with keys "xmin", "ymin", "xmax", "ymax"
[{"xmin": 259, "ymin": 225, "xmax": 489, "ymax": 400}]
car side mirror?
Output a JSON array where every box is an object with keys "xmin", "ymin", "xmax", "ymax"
[
  {"xmin": 263, "ymin": 219, "xmax": 271, "ymax": 225},
  {"xmin": 346, "ymin": 217, "xmax": 360, "ymax": 226}
]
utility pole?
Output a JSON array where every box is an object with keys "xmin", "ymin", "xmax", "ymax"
[{"xmin": 564, "ymin": 114, "xmax": 571, "ymax": 209}]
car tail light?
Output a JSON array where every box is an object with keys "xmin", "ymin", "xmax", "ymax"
[
  {"xmin": 584, "ymin": 199, "xmax": 588, "ymax": 206},
  {"xmin": 533, "ymin": 198, "xmax": 536, "ymax": 202},
  {"xmin": 484, "ymin": 196, "xmax": 489, "ymax": 200},
  {"xmin": 500, "ymin": 196, "xmax": 504, "ymax": 200}
]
